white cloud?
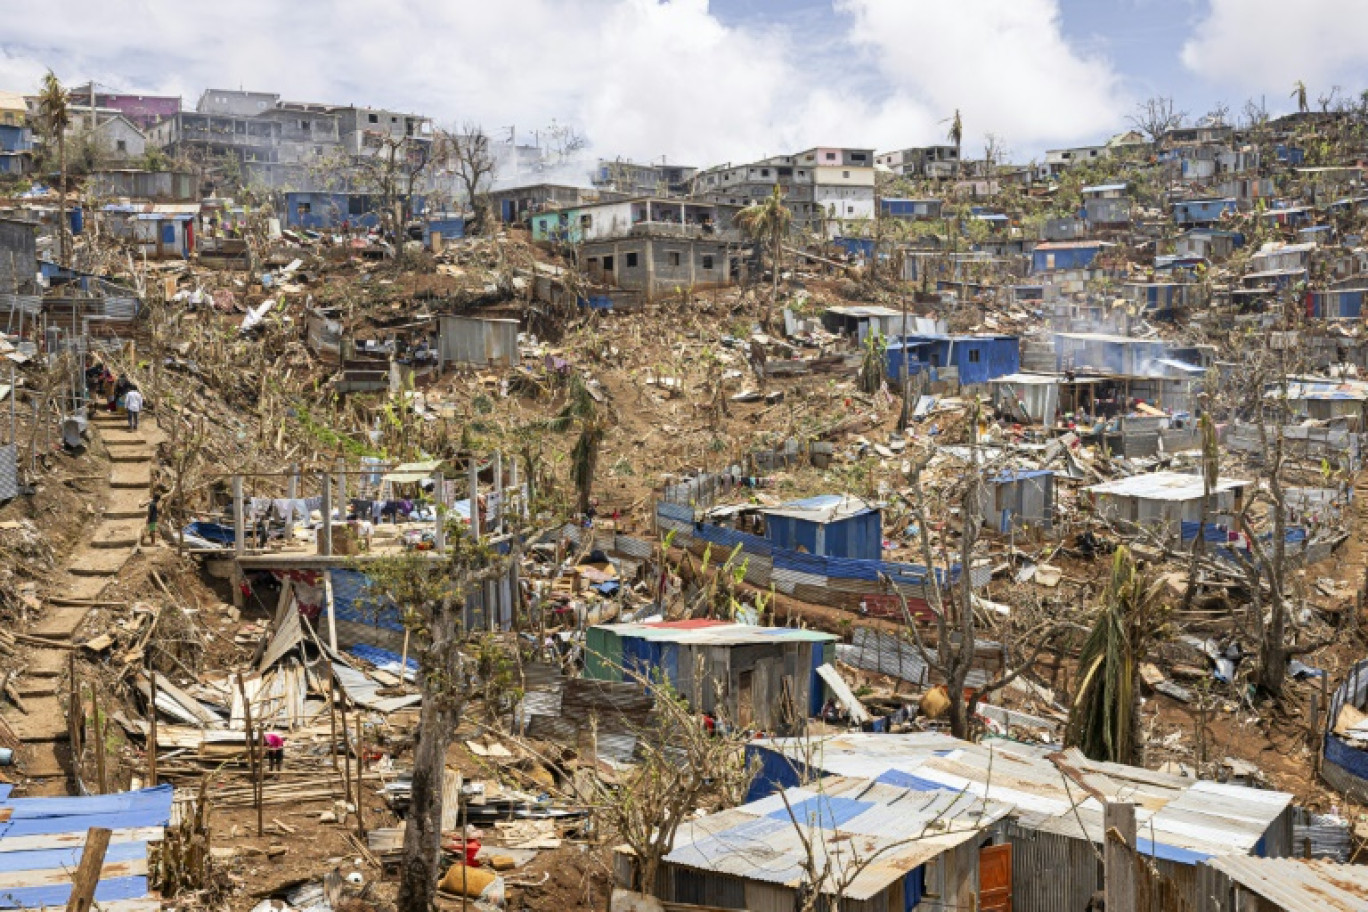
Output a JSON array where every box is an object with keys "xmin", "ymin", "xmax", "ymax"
[
  {"xmin": 1181, "ymin": 0, "xmax": 1368, "ymax": 103},
  {"xmin": 0, "ymin": 0, "xmax": 1131, "ymax": 167},
  {"xmin": 835, "ymin": 0, "xmax": 1129, "ymax": 150}
]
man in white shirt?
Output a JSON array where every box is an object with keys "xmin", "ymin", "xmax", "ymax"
[{"xmin": 124, "ymin": 387, "xmax": 143, "ymax": 430}]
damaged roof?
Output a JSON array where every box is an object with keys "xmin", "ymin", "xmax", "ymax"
[
  {"xmin": 1085, "ymin": 471, "xmax": 1252, "ymax": 501},
  {"xmin": 760, "ymin": 493, "xmax": 878, "ymax": 523},
  {"xmin": 598, "ymin": 619, "xmax": 836, "ymax": 646},
  {"xmin": 664, "ymin": 775, "xmax": 1011, "ymax": 901},
  {"xmin": 1204, "ymin": 856, "xmax": 1368, "ymax": 911},
  {"xmin": 751, "ymin": 733, "xmax": 1292, "ymax": 863}
]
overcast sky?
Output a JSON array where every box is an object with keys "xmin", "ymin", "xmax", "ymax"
[{"xmin": 3, "ymin": 0, "xmax": 1367, "ymax": 167}]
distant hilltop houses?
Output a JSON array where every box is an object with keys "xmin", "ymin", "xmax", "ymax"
[{"xmin": 0, "ymin": 77, "xmax": 1365, "ymax": 310}]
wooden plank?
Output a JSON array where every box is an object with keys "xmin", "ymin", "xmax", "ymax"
[
  {"xmin": 0, "ymin": 857, "xmax": 144, "ymax": 890},
  {"xmin": 0, "ymin": 827, "xmax": 165, "ymax": 853},
  {"xmin": 64, "ymin": 826, "xmax": 111, "ymax": 912}
]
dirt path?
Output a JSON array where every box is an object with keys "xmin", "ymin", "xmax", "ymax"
[{"xmin": 13, "ymin": 409, "xmax": 158, "ymax": 795}]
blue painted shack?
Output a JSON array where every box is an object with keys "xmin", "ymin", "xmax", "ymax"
[
  {"xmin": 886, "ymin": 334, "xmax": 1021, "ymax": 386},
  {"xmin": 583, "ymin": 619, "xmax": 836, "ymax": 731},
  {"xmin": 0, "ymin": 123, "xmax": 33, "ymax": 174},
  {"xmin": 422, "ymin": 212, "xmax": 465, "ymax": 248},
  {"xmin": 1275, "ymin": 145, "xmax": 1306, "ymax": 166},
  {"xmin": 283, "ymin": 192, "xmax": 427, "ymax": 230},
  {"xmin": 880, "ymin": 197, "xmax": 942, "ymax": 220},
  {"xmin": 1306, "ymin": 289, "xmax": 1365, "ymax": 320},
  {"xmin": 1031, "ymin": 240, "xmax": 1107, "ymax": 274},
  {"xmin": 761, "ymin": 494, "xmax": 882, "ymax": 561},
  {"xmin": 1172, "ymin": 198, "xmax": 1238, "ymax": 226}
]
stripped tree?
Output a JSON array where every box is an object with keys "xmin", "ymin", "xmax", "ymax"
[
  {"xmin": 882, "ymin": 416, "xmax": 1059, "ymax": 739},
  {"xmin": 364, "ymin": 526, "xmax": 522, "ymax": 912},
  {"xmin": 36, "ymin": 72, "xmax": 71, "ymax": 267}
]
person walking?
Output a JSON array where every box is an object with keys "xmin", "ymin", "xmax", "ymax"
[
  {"xmin": 143, "ymin": 492, "xmax": 160, "ymax": 546},
  {"xmin": 124, "ymin": 386, "xmax": 143, "ymax": 430}
]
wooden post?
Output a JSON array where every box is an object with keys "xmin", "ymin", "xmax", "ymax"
[
  {"xmin": 468, "ymin": 456, "xmax": 480, "ymax": 540},
  {"xmin": 64, "ymin": 827, "xmax": 111, "ymax": 912},
  {"xmin": 399, "ymin": 627, "xmax": 412, "ymax": 692},
  {"xmin": 257, "ymin": 724, "xmax": 266, "ymax": 837},
  {"xmin": 147, "ymin": 660, "xmax": 158, "ymax": 786},
  {"xmin": 1317, "ymin": 670, "xmax": 1331, "ymax": 776},
  {"xmin": 337, "ymin": 683, "xmax": 353, "ymax": 816},
  {"xmin": 336, "ymin": 457, "xmax": 347, "ymax": 517},
  {"xmin": 324, "ymin": 570, "xmax": 338, "ymax": 654},
  {"xmin": 328, "ymin": 674, "xmax": 338, "ymax": 769},
  {"xmin": 433, "ymin": 471, "xmax": 446, "ymax": 553},
  {"xmin": 67, "ymin": 652, "xmax": 82, "ymax": 761},
  {"xmin": 235, "ymin": 672, "xmax": 262, "ymax": 837},
  {"xmin": 232, "ymin": 475, "xmax": 245, "ymax": 556},
  {"xmin": 284, "ymin": 463, "xmax": 299, "ymax": 540},
  {"xmin": 321, "ymin": 472, "xmax": 333, "ymax": 556},
  {"xmin": 1104, "ymin": 801, "xmax": 1137, "ymax": 912},
  {"xmin": 90, "ymin": 685, "xmax": 107, "ymax": 794},
  {"xmin": 354, "ymin": 712, "xmax": 366, "ymax": 838}
]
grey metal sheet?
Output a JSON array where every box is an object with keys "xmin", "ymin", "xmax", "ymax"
[
  {"xmin": 1204, "ymin": 855, "xmax": 1368, "ymax": 912},
  {"xmin": 0, "ymin": 444, "xmax": 17, "ymax": 501}
]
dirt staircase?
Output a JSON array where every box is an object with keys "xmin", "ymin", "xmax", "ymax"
[{"xmin": 9, "ymin": 411, "xmax": 153, "ymax": 793}]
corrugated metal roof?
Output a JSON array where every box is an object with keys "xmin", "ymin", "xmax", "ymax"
[
  {"xmin": 1085, "ymin": 471, "xmax": 1252, "ymax": 502},
  {"xmin": 990, "ymin": 372, "xmax": 1060, "ymax": 385},
  {"xmin": 1273, "ymin": 380, "xmax": 1368, "ymax": 402},
  {"xmin": 665, "ymin": 776, "xmax": 1011, "ymax": 901},
  {"xmin": 1033, "ymin": 240, "xmax": 1112, "ymax": 250},
  {"xmin": 1205, "ymin": 856, "xmax": 1368, "ymax": 911},
  {"xmin": 760, "ymin": 494, "xmax": 877, "ymax": 523},
  {"xmin": 595, "ymin": 620, "xmax": 837, "ymax": 646},
  {"xmin": 823, "ymin": 305, "xmax": 905, "ymax": 318},
  {"xmin": 752, "ymin": 734, "xmax": 1292, "ymax": 863}
]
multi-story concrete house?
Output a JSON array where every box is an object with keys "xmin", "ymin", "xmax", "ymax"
[
  {"xmin": 593, "ymin": 158, "xmax": 698, "ymax": 196},
  {"xmin": 329, "ymin": 106, "xmax": 433, "ymax": 157},
  {"xmin": 196, "ymin": 89, "xmax": 280, "ymax": 118},
  {"xmin": 696, "ymin": 146, "xmax": 875, "ymax": 236}
]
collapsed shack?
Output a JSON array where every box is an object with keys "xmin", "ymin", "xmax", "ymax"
[{"xmin": 1323, "ymin": 656, "xmax": 1368, "ymax": 800}]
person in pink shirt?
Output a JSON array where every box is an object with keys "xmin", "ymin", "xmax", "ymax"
[{"xmin": 264, "ymin": 731, "xmax": 285, "ymax": 773}]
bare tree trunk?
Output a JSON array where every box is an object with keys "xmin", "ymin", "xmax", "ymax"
[
  {"xmin": 397, "ymin": 599, "xmax": 463, "ymax": 912},
  {"xmin": 1258, "ymin": 430, "xmax": 1291, "ymax": 696}
]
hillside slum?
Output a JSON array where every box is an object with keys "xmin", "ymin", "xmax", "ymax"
[{"xmin": 1, "ymin": 88, "xmax": 1368, "ymax": 912}]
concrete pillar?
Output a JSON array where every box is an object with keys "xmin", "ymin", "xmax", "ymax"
[
  {"xmin": 493, "ymin": 451, "xmax": 504, "ymax": 533},
  {"xmin": 284, "ymin": 463, "xmax": 298, "ymax": 540},
  {"xmin": 232, "ymin": 475, "xmax": 245, "ymax": 556},
  {"xmin": 468, "ymin": 457, "xmax": 481, "ymax": 541}
]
